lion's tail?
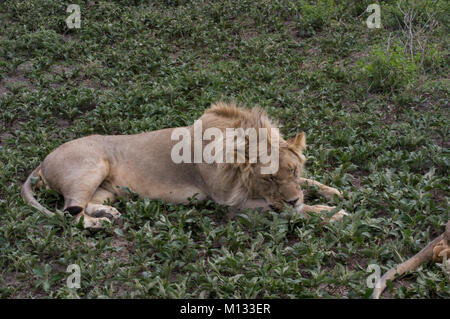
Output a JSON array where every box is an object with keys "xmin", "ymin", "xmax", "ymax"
[
  {"xmin": 371, "ymin": 233, "xmax": 444, "ymax": 299},
  {"xmin": 21, "ymin": 165, "xmax": 55, "ymax": 217}
]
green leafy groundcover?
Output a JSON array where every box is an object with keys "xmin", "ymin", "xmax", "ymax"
[{"xmin": 0, "ymin": 0, "xmax": 448, "ymax": 298}]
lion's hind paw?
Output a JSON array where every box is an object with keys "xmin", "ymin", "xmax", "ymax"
[{"xmin": 75, "ymin": 204, "xmax": 122, "ymax": 229}]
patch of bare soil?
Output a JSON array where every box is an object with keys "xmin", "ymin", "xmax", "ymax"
[
  {"xmin": 52, "ymin": 64, "xmax": 76, "ymax": 75},
  {"xmin": 432, "ymin": 134, "xmax": 450, "ymax": 149},
  {"xmin": 17, "ymin": 61, "xmax": 33, "ymax": 73},
  {"xmin": 169, "ymin": 45, "xmax": 183, "ymax": 60},
  {"xmin": 1, "ymin": 272, "xmax": 48, "ymax": 298},
  {"xmin": 0, "ymin": 74, "xmax": 35, "ymax": 93},
  {"xmin": 240, "ymin": 30, "xmax": 259, "ymax": 41},
  {"xmin": 80, "ymin": 78, "xmax": 106, "ymax": 90},
  {"xmin": 62, "ymin": 33, "xmax": 74, "ymax": 42},
  {"xmin": 50, "ymin": 63, "xmax": 106, "ymax": 91},
  {"xmin": 374, "ymin": 102, "xmax": 397, "ymax": 126},
  {"xmin": 100, "ymin": 236, "xmax": 134, "ymax": 264},
  {"xmin": 430, "ymin": 189, "xmax": 448, "ymax": 205},
  {"xmin": 350, "ymin": 170, "xmax": 370, "ymax": 189},
  {"xmin": 0, "ymin": 86, "xmax": 7, "ymax": 96},
  {"xmin": 0, "ymin": 60, "xmax": 35, "ymax": 95},
  {"xmin": 0, "ymin": 132, "xmax": 13, "ymax": 146},
  {"xmin": 0, "ymin": 120, "xmax": 21, "ymax": 146},
  {"xmin": 380, "ymin": 278, "xmax": 414, "ymax": 299},
  {"xmin": 318, "ymin": 282, "xmax": 349, "ymax": 297},
  {"xmin": 346, "ymin": 50, "xmax": 370, "ymax": 67},
  {"xmin": 56, "ymin": 118, "xmax": 71, "ymax": 129}
]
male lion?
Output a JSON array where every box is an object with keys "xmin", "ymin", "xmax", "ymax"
[{"xmin": 22, "ymin": 102, "xmax": 348, "ymax": 229}]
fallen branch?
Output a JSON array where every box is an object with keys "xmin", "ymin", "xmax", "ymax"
[{"xmin": 372, "ymin": 220, "xmax": 450, "ymax": 299}]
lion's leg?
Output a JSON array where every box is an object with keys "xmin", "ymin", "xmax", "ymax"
[
  {"xmin": 56, "ymin": 164, "xmax": 114, "ymax": 229},
  {"xmin": 301, "ymin": 204, "xmax": 349, "ymax": 223},
  {"xmin": 84, "ymin": 187, "xmax": 121, "ymax": 221},
  {"xmin": 298, "ymin": 178, "xmax": 343, "ymax": 201},
  {"xmin": 90, "ymin": 187, "xmax": 116, "ymax": 204},
  {"xmin": 237, "ymin": 200, "xmax": 348, "ymax": 223}
]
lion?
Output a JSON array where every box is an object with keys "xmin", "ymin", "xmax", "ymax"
[{"xmin": 21, "ymin": 102, "xmax": 348, "ymax": 229}]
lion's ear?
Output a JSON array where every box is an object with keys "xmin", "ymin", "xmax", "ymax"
[{"xmin": 288, "ymin": 132, "xmax": 306, "ymax": 151}]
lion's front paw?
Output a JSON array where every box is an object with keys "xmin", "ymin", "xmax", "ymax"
[
  {"xmin": 323, "ymin": 187, "xmax": 343, "ymax": 201},
  {"xmin": 329, "ymin": 209, "xmax": 349, "ymax": 223}
]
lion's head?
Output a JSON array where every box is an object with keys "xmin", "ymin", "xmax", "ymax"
[
  {"xmin": 202, "ymin": 102, "xmax": 307, "ymax": 211},
  {"xmin": 253, "ymin": 132, "xmax": 306, "ymax": 211}
]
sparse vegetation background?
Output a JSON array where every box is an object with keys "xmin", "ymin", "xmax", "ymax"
[{"xmin": 0, "ymin": 0, "xmax": 448, "ymax": 298}]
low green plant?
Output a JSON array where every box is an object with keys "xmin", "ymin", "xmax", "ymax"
[
  {"xmin": 296, "ymin": 0, "xmax": 338, "ymax": 37},
  {"xmin": 0, "ymin": 0, "xmax": 448, "ymax": 299},
  {"xmin": 358, "ymin": 43, "xmax": 418, "ymax": 93}
]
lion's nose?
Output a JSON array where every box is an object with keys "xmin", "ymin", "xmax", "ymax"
[{"xmin": 285, "ymin": 198, "xmax": 299, "ymax": 207}]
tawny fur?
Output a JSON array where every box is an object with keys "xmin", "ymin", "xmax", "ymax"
[{"xmin": 21, "ymin": 102, "xmax": 347, "ymax": 229}]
